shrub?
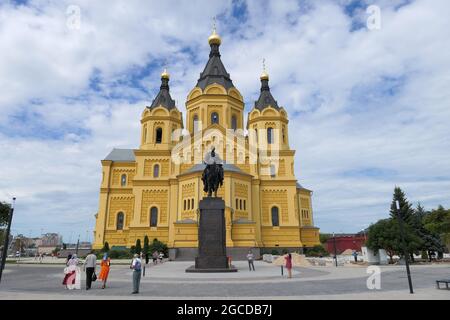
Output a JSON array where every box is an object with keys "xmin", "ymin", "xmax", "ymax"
[
  {"xmin": 305, "ymin": 245, "xmax": 329, "ymax": 257},
  {"xmin": 107, "ymin": 248, "xmax": 133, "ymax": 259},
  {"xmin": 271, "ymin": 249, "xmax": 279, "ymax": 255},
  {"xmin": 149, "ymin": 238, "xmax": 168, "ymax": 257},
  {"xmin": 421, "ymin": 250, "xmax": 428, "ymax": 260},
  {"xmin": 101, "ymin": 241, "xmax": 110, "ymax": 253}
]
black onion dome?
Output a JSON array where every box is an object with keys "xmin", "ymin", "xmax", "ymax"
[
  {"xmin": 254, "ymin": 76, "xmax": 279, "ymax": 110},
  {"xmin": 196, "ymin": 37, "xmax": 234, "ymax": 91},
  {"xmin": 149, "ymin": 72, "xmax": 176, "ymax": 110}
]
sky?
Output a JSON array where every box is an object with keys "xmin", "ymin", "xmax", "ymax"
[{"xmin": 0, "ymin": 0, "xmax": 449, "ymax": 242}]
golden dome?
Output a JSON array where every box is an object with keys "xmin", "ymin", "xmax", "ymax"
[
  {"xmin": 208, "ymin": 29, "xmax": 221, "ymax": 45},
  {"xmin": 161, "ymin": 68, "xmax": 170, "ymax": 79},
  {"xmin": 260, "ymin": 70, "xmax": 269, "ymax": 80}
]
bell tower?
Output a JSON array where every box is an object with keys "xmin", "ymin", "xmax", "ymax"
[
  {"xmin": 140, "ymin": 69, "xmax": 183, "ymax": 151},
  {"xmin": 185, "ymin": 27, "xmax": 244, "ymax": 138}
]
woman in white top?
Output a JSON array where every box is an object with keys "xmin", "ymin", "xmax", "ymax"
[{"xmin": 62, "ymin": 254, "xmax": 81, "ymax": 290}]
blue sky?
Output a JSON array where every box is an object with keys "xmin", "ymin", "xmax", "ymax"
[{"xmin": 0, "ymin": 0, "xmax": 449, "ymax": 242}]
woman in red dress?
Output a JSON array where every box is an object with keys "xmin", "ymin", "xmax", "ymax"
[
  {"xmin": 98, "ymin": 253, "xmax": 111, "ymax": 289},
  {"xmin": 284, "ymin": 253, "xmax": 293, "ymax": 278}
]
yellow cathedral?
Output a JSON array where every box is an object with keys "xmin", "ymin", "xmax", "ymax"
[{"xmin": 93, "ymin": 29, "xmax": 320, "ymax": 259}]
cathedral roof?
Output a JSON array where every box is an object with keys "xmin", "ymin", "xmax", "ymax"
[
  {"xmin": 196, "ymin": 32, "xmax": 234, "ymax": 91},
  {"xmin": 254, "ymin": 76, "xmax": 279, "ymax": 110},
  {"xmin": 297, "ymin": 182, "xmax": 312, "ymax": 192},
  {"xmin": 104, "ymin": 148, "xmax": 135, "ymax": 162},
  {"xmin": 149, "ymin": 71, "xmax": 176, "ymax": 110}
]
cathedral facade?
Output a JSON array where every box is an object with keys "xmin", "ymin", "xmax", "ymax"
[{"xmin": 93, "ymin": 29, "xmax": 320, "ymax": 258}]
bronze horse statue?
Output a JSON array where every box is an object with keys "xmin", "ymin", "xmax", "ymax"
[{"xmin": 201, "ymin": 148, "xmax": 224, "ymax": 197}]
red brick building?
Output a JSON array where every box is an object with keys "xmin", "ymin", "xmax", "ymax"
[{"xmin": 325, "ymin": 234, "xmax": 366, "ymax": 254}]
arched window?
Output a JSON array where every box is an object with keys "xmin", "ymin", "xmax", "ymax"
[
  {"xmin": 191, "ymin": 199, "xmax": 194, "ymax": 210},
  {"xmin": 193, "ymin": 115, "xmax": 199, "ymax": 132},
  {"xmin": 271, "ymin": 207, "xmax": 279, "ymax": 226},
  {"xmin": 143, "ymin": 125, "xmax": 147, "ymax": 143},
  {"xmin": 184, "ymin": 200, "xmax": 187, "ymax": 211},
  {"xmin": 116, "ymin": 212, "xmax": 124, "ymax": 230},
  {"xmin": 211, "ymin": 112, "xmax": 219, "ymax": 125},
  {"xmin": 150, "ymin": 207, "xmax": 158, "ymax": 227},
  {"xmin": 267, "ymin": 127, "xmax": 273, "ymax": 144},
  {"xmin": 231, "ymin": 115, "xmax": 237, "ymax": 130},
  {"xmin": 243, "ymin": 200, "xmax": 246, "ymax": 211},
  {"xmin": 153, "ymin": 164, "xmax": 160, "ymax": 178},
  {"xmin": 282, "ymin": 127, "xmax": 285, "ymax": 143},
  {"xmin": 155, "ymin": 127, "xmax": 163, "ymax": 144},
  {"xmin": 121, "ymin": 174, "xmax": 127, "ymax": 186},
  {"xmin": 240, "ymin": 199, "xmax": 242, "ymax": 210}
]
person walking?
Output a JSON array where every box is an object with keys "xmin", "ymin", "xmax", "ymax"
[
  {"xmin": 83, "ymin": 250, "xmax": 97, "ymax": 290},
  {"xmin": 130, "ymin": 254, "xmax": 142, "ymax": 294},
  {"xmin": 98, "ymin": 253, "xmax": 111, "ymax": 289},
  {"xmin": 352, "ymin": 250, "xmax": 358, "ymax": 263},
  {"xmin": 285, "ymin": 253, "xmax": 293, "ymax": 278},
  {"xmin": 152, "ymin": 250, "xmax": 158, "ymax": 265},
  {"xmin": 247, "ymin": 250, "xmax": 255, "ymax": 271},
  {"xmin": 63, "ymin": 254, "xmax": 81, "ymax": 290}
]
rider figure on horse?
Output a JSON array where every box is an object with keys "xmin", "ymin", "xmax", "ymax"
[{"xmin": 202, "ymin": 147, "xmax": 224, "ymax": 197}]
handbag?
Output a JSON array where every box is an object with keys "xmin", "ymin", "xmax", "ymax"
[{"xmin": 92, "ymin": 272, "xmax": 97, "ymax": 282}]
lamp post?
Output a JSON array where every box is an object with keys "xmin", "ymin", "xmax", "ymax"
[
  {"xmin": 75, "ymin": 235, "xmax": 80, "ymax": 255},
  {"xmin": 333, "ymin": 232, "xmax": 338, "ymax": 267},
  {"xmin": 396, "ymin": 200, "xmax": 414, "ymax": 294},
  {"xmin": 0, "ymin": 197, "xmax": 16, "ymax": 284}
]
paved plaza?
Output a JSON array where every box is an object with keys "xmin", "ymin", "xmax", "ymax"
[{"xmin": 0, "ymin": 260, "xmax": 449, "ymax": 299}]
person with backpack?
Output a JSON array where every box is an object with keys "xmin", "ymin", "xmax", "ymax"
[{"xmin": 130, "ymin": 254, "xmax": 142, "ymax": 294}]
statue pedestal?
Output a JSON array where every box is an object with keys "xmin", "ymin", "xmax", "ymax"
[{"xmin": 186, "ymin": 197, "xmax": 237, "ymax": 273}]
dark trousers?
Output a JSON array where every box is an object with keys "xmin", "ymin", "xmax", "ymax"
[
  {"xmin": 248, "ymin": 260, "xmax": 255, "ymax": 271},
  {"xmin": 86, "ymin": 267, "xmax": 94, "ymax": 289}
]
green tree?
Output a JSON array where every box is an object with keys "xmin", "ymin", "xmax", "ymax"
[
  {"xmin": 101, "ymin": 241, "xmax": 110, "ymax": 253},
  {"xmin": 135, "ymin": 239, "xmax": 142, "ymax": 254},
  {"xmin": 62, "ymin": 243, "xmax": 67, "ymax": 250},
  {"xmin": 0, "ymin": 201, "xmax": 11, "ymax": 227},
  {"xmin": 411, "ymin": 203, "xmax": 445, "ymax": 260},
  {"xmin": 366, "ymin": 219, "xmax": 399, "ymax": 263},
  {"xmin": 319, "ymin": 233, "xmax": 331, "ymax": 244},
  {"xmin": 143, "ymin": 235, "xmax": 150, "ymax": 255},
  {"xmin": 423, "ymin": 205, "xmax": 450, "ymax": 253},
  {"xmin": 389, "ymin": 187, "xmax": 423, "ymax": 261}
]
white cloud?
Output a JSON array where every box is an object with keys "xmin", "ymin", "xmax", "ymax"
[{"xmin": 1, "ymin": 0, "xmax": 450, "ymax": 239}]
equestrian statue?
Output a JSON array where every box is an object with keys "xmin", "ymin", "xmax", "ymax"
[{"xmin": 201, "ymin": 147, "xmax": 224, "ymax": 197}]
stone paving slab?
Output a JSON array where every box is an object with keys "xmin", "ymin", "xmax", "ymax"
[{"xmin": 1, "ymin": 261, "xmax": 449, "ymax": 299}]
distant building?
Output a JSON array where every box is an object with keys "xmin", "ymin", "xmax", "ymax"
[
  {"xmin": 40, "ymin": 233, "xmax": 63, "ymax": 247},
  {"xmin": 325, "ymin": 234, "xmax": 366, "ymax": 255}
]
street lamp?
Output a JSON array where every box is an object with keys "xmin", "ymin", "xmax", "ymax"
[
  {"xmin": 396, "ymin": 200, "xmax": 414, "ymax": 294},
  {"xmin": 75, "ymin": 235, "xmax": 80, "ymax": 255},
  {"xmin": 333, "ymin": 232, "xmax": 338, "ymax": 267},
  {"xmin": 0, "ymin": 197, "xmax": 16, "ymax": 284}
]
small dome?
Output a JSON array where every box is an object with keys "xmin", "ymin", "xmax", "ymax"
[
  {"xmin": 208, "ymin": 29, "xmax": 221, "ymax": 46},
  {"xmin": 161, "ymin": 68, "xmax": 170, "ymax": 79},
  {"xmin": 260, "ymin": 70, "xmax": 269, "ymax": 80}
]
